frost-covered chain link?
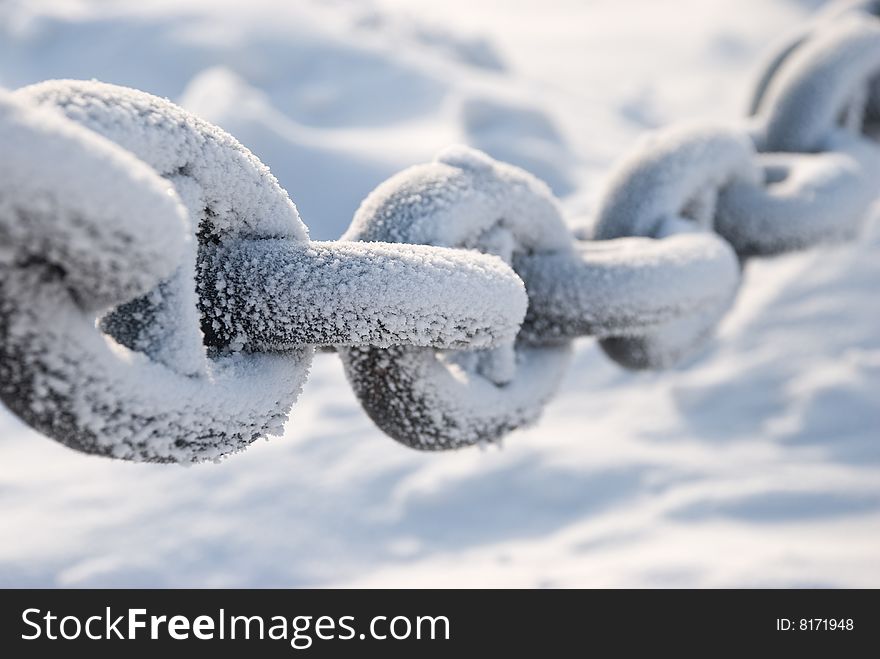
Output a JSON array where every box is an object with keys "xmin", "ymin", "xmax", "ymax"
[
  {"xmin": 339, "ymin": 147, "xmax": 575, "ymax": 450},
  {"xmin": 0, "ymin": 82, "xmax": 525, "ymax": 462},
  {"xmin": 1, "ymin": 0, "xmax": 878, "ymax": 460}
]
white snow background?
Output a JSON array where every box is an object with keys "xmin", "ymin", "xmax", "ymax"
[{"xmin": 1, "ymin": 0, "xmax": 879, "ymax": 587}]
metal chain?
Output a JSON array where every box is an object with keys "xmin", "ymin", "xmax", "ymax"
[
  {"xmin": 1, "ymin": 0, "xmax": 877, "ymax": 461},
  {"xmin": 0, "ymin": 83, "xmax": 525, "ymax": 462}
]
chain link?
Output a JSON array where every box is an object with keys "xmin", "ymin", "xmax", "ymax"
[
  {"xmin": 1, "ymin": 0, "xmax": 877, "ymax": 460},
  {"xmin": 339, "ymin": 146, "xmax": 575, "ymax": 449}
]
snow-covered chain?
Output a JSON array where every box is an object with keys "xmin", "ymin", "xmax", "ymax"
[
  {"xmin": 1, "ymin": 0, "xmax": 878, "ymax": 460},
  {"xmin": 0, "ymin": 82, "xmax": 525, "ymax": 462}
]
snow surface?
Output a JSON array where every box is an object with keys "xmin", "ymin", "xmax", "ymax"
[{"xmin": 1, "ymin": 0, "xmax": 879, "ymax": 586}]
